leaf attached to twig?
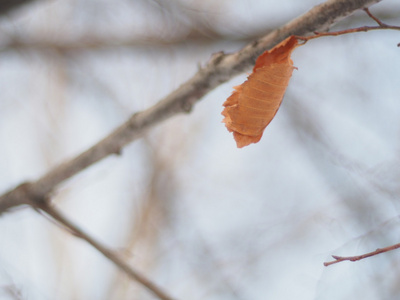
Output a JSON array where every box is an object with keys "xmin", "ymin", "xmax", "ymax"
[{"xmin": 222, "ymin": 35, "xmax": 300, "ymax": 148}]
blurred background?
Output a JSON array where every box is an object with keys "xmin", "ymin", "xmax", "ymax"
[{"xmin": 0, "ymin": 0, "xmax": 400, "ymax": 299}]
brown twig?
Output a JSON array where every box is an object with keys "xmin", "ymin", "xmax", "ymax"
[
  {"xmin": 35, "ymin": 201, "xmax": 177, "ymax": 300},
  {"xmin": 297, "ymin": 24, "xmax": 400, "ymax": 43},
  {"xmin": 363, "ymin": 7, "xmax": 386, "ymax": 26},
  {"xmin": 324, "ymin": 242, "xmax": 400, "ymax": 266},
  {"xmin": 297, "ymin": 8, "xmax": 400, "ymax": 43}
]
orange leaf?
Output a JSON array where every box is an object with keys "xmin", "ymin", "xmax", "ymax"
[{"xmin": 222, "ymin": 35, "xmax": 300, "ymax": 148}]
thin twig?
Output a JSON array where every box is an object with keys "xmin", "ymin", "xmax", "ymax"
[
  {"xmin": 36, "ymin": 201, "xmax": 177, "ymax": 300},
  {"xmin": 363, "ymin": 7, "xmax": 386, "ymax": 26},
  {"xmin": 324, "ymin": 242, "xmax": 400, "ymax": 266},
  {"xmin": 297, "ymin": 24, "xmax": 400, "ymax": 43},
  {"xmin": 296, "ymin": 7, "xmax": 400, "ymax": 43}
]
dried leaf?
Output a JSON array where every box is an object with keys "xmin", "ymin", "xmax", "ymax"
[{"xmin": 222, "ymin": 35, "xmax": 300, "ymax": 148}]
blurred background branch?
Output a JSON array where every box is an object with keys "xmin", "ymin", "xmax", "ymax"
[{"xmin": 0, "ymin": 0, "xmax": 37, "ymax": 16}]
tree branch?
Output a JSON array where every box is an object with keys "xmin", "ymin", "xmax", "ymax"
[
  {"xmin": 296, "ymin": 8, "xmax": 400, "ymax": 43},
  {"xmin": 0, "ymin": 0, "xmax": 382, "ymax": 214},
  {"xmin": 36, "ymin": 201, "xmax": 176, "ymax": 300}
]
